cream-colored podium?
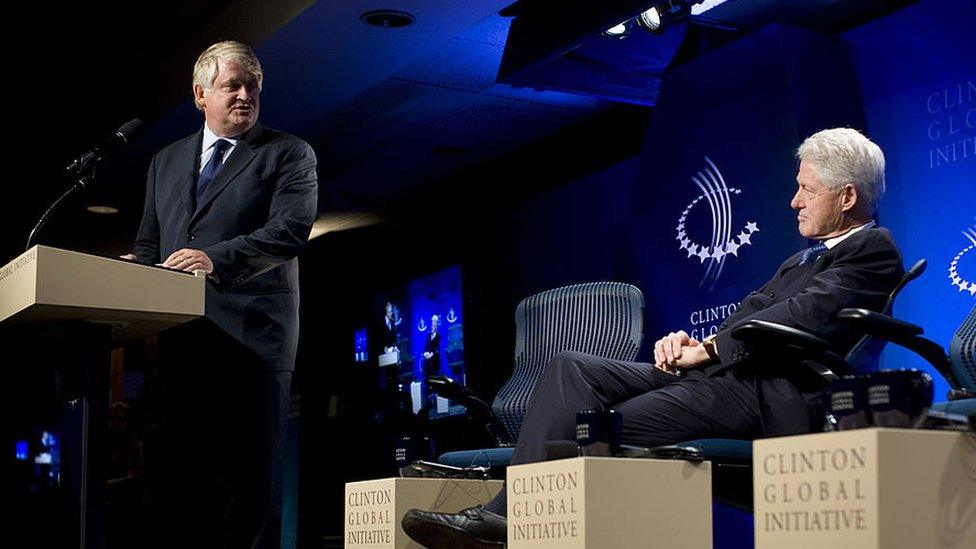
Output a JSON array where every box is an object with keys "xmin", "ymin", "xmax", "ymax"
[
  {"xmin": 344, "ymin": 477, "xmax": 503, "ymax": 548},
  {"xmin": 506, "ymin": 456, "xmax": 713, "ymax": 548},
  {"xmin": 0, "ymin": 245, "xmax": 205, "ymax": 549},
  {"xmin": 0, "ymin": 245, "xmax": 205, "ymax": 337},
  {"xmin": 754, "ymin": 427, "xmax": 976, "ymax": 548}
]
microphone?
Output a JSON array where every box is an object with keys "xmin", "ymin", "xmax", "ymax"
[
  {"xmin": 26, "ymin": 118, "xmax": 143, "ymax": 250},
  {"xmin": 65, "ymin": 118, "xmax": 142, "ymax": 176}
]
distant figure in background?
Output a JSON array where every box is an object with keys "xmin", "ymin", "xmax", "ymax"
[
  {"xmin": 382, "ymin": 301, "xmax": 400, "ymax": 353},
  {"xmin": 422, "ymin": 314, "xmax": 442, "ymax": 377}
]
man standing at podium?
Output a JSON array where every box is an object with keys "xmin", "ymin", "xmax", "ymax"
[{"xmin": 126, "ymin": 41, "xmax": 317, "ymax": 548}]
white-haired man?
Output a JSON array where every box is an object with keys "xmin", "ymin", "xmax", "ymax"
[
  {"xmin": 128, "ymin": 41, "xmax": 317, "ymax": 548},
  {"xmin": 423, "ymin": 314, "xmax": 443, "ymax": 376},
  {"xmin": 402, "ymin": 128, "xmax": 904, "ymax": 549}
]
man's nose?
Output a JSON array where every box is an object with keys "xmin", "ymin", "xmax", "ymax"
[{"xmin": 790, "ymin": 190, "xmax": 802, "ymax": 210}]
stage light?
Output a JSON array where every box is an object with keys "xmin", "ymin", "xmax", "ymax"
[
  {"xmin": 636, "ymin": 7, "xmax": 663, "ymax": 33},
  {"xmin": 636, "ymin": 1, "xmax": 694, "ymax": 34},
  {"xmin": 603, "ymin": 21, "xmax": 630, "ymax": 38}
]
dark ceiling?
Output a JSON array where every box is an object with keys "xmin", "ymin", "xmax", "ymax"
[{"xmin": 0, "ymin": 0, "xmax": 916, "ymax": 264}]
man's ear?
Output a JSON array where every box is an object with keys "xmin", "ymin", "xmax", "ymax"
[
  {"xmin": 841, "ymin": 183, "xmax": 858, "ymax": 213},
  {"xmin": 193, "ymin": 84, "xmax": 206, "ymax": 110}
]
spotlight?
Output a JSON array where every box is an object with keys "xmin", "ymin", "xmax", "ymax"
[
  {"xmin": 603, "ymin": 21, "xmax": 630, "ymax": 38},
  {"xmin": 636, "ymin": 7, "xmax": 663, "ymax": 32},
  {"xmin": 636, "ymin": 1, "xmax": 693, "ymax": 34}
]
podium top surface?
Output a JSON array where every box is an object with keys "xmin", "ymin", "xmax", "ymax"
[{"xmin": 0, "ymin": 245, "xmax": 205, "ymax": 339}]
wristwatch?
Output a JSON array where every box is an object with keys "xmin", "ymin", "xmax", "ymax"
[{"xmin": 702, "ymin": 336, "xmax": 719, "ymax": 363}]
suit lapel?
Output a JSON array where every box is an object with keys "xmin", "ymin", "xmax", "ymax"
[
  {"xmin": 190, "ymin": 123, "xmax": 262, "ymax": 225},
  {"xmin": 778, "ymin": 249, "xmax": 806, "ymax": 275}
]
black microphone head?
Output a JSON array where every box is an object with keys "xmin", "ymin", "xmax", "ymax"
[{"xmin": 115, "ymin": 118, "xmax": 143, "ymax": 143}]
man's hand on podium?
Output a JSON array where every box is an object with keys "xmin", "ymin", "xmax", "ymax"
[
  {"xmin": 162, "ymin": 248, "xmax": 214, "ymax": 274},
  {"xmin": 119, "ymin": 253, "xmax": 137, "ymax": 261}
]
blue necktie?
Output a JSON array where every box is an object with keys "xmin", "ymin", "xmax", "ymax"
[
  {"xmin": 196, "ymin": 139, "xmax": 231, "ymax": 203},
  {"xmin": 799, "ymin": 242, "xmax": 828, "ymax": 266}
]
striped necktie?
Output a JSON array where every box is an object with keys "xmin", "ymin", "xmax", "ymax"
[
  {"xmin": 196, "ymin": 139, "xmax": 231, "ymax": 203},
  {"xmin": 799, "ymin": 242, "xmax": 828, "ymax": 266}
]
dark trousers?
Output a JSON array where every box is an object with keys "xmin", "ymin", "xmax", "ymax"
[
  {"xmin": 149, "ymin": 320, "xmax": 292, "ymax": 549},
  {"xmin": 483, "ymin": 351, "xmax": 763, "ymax": 516}
]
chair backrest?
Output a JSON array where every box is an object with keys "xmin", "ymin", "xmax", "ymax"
[
  {"xmin": 949, "ymin": 304, "xmax": 976, "ymax": 390},
  {"xmin": 490, "ymin": 282, "xmax": 644, "ymax": 444},
  {"xmin": 846, "ymin": 258, "xmax": 927, "ymax": 374}
]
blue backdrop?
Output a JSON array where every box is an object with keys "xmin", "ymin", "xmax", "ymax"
[
  {"xmin": 627, "ymin": 1, "xmax": 974, "ymax": 400},
  {"xmin": 627, "ymin": 24, "xmax": 865, "ymax": 348},
  {"xmin": 843, "ymin": 0, "xmax": 975, "ymax": 398}
]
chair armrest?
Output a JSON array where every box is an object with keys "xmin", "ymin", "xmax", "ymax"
[
  {"xmin": 837, "ymin": 308, "xmax": 924, "ymax": 337},
  {"xmin": 731, "ymin": 320, "xmax": 847, "ymax": 380},
  {"xmin": 836, "ymin": 309, "xmax": 954, "ymax": 385},
  {"xmin": 426, "ymin": 375, "xmax": 512, "ymax": 445},
  {"xmin": 731, "ymin": 320, "xmax": 832, "ymax": 352},
  {"xmin": 425, "ymin": 375, "xmax": 492, "ymax": 418}
]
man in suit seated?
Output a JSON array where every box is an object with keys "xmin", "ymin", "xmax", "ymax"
[{"xmin": 402, "ymin": 127, "xmax": 904, "ymax": 549}]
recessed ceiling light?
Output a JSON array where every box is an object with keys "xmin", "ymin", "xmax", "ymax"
[
  {"xmin": 360, "ymin": 10, "xmax": 415, "ymax": 28},
  {"xmin": 86, "ymin": 205, "xmax": 119, "ymax": 215}
]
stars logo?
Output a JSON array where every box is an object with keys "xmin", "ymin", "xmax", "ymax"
[
  {"xmin": 948, "ymin": 222, "xmax": 976, "ymax": 297},
  {"xmin": 675, "ymin": 157, "xmax": 759, "ymax": 290}
]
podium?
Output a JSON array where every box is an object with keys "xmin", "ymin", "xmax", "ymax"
[
  {"xmin": 0, "ymin": 245, "xmax": 205, "ymax": 549},
  {"xmin": 345, "ymin": 477, "xmax": 504, "ymax": 548},
  {"xmin": 506, "ymin": 456, "xmax": 712, "ymax": 548},
  {"xmin": 753, "ymin": 428, "xmax": 976, "ymax": 548}
]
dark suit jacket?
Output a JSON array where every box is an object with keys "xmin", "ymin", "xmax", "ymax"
[
  {"xmin": 422, "ymin": 331, "xmax": 442, "ymax": 375},
  {"xmin": 133, "ymin": 123, "xmax": 318, "ymax": 371},
  {"xmin": 381, "ymin": 318, "xmax": 399, "ymax": 351},
  {"xmin": 709, "ymin": 226, "xmax": 904, "ymax": 436}
]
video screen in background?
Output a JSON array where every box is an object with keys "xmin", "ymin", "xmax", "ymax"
[
  {"xmin": 361, "ymin": 265, "xmax": 465, "ymax": 419},
  {"xmin": 353, "ymin": 327, "xmax": 367, "ymax": 363}
]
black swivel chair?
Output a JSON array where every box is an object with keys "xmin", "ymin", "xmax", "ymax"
[
  {"xmin": 834, "ymin": 303, "xmax": 976, "ymax": 420},
  {"xmin": 426, "ymin": 281, "xmax": 644, "ymax": 473}
]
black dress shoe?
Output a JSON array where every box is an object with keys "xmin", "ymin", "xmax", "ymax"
[{"xmin": 401, "ymin": 505, "xmax": 506, "ymax": 549}]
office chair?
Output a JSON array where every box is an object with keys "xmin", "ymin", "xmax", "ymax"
[{"xmin": 427, "ymin": 281, "xmax": 644, "ymax": 472}]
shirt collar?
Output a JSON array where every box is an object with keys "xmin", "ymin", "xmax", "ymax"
[
  {"xmin": 822, "ymin": 220, "xmax": 875, "ymax": 250},
  {"xmin": 201, "ymin": 124, "xmax": 239, "ymax": 153}
]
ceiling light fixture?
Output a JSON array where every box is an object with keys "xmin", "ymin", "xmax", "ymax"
[
  {"xmin": 636, "ymin": 1, "xmax": 694, "ymax": 34},
  {"xmin": 360, "ymin": 10, "xmax": 416, "ymax": 28},
  {"xmin": 603, "ymin": 21, "xmax": 630, "ymax": 38}
]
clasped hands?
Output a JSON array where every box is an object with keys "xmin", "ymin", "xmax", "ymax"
[
  {"xmin": 120, "ymin": 248, "xmax": 214, "ymax": 274},
  {"xmin": 653, "ymin": 330, "xmax": 710, "ymax": 374}
]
